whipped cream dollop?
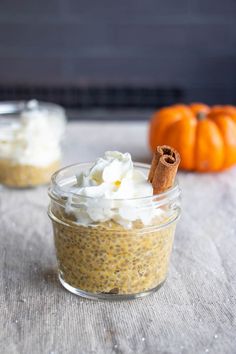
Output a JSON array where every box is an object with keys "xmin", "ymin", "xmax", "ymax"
[
  {"xmin": 0, "ymin": 100, "xmax": 66, "ymax": 166},
  {"xmin": 66, "ymin": 151, "xmax": 162, "ymax": 228}
]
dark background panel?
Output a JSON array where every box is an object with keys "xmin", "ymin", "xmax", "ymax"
[{"xmin": 0, "ymin": 0, "xmax": 235, "ymax": 108}]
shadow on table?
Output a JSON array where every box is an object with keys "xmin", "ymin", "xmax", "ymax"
[
  {"xmin": 42, "ymin": 268, "xmax": 61, "ymax": 288},
  {"xmin": 28, "ymin": 265, "xmax": 64, "ymax": 293}
]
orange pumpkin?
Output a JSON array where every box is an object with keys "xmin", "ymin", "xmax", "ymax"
[{"xmin": 149, "ymin": 103, "xmax": 236, "ymax": 172}]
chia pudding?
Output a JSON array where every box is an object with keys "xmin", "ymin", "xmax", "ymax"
[
  {"xmin": 0, "ymin": 159, "xmax": 60, "ymax": 187},
  {"xmin": 48, "ymin": 151, "xmax": 181, "ymax": 300}
]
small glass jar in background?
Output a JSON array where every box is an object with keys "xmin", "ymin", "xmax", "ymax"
[
  {"xmin": 0, "ymin": 100, "xmax": 67, "ymax": 188},
  {"xmin": 48, "ymin": 162, "xmax": 181, "ymax": 301}
]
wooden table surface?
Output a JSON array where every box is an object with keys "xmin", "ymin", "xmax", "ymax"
[{"xmin": 1, "ymin": 121, "xmax": 236, "ymax": 354}]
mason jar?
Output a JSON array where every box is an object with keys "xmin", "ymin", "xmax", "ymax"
[
  {"xmin": 0, "ymin": 100, "xmax": 66, "ymax": 188},
  {"xmin": 48, "ymin": 162, "xmax": 181, "ymax": 300}
]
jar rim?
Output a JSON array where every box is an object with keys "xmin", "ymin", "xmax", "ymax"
[
  {"xmin": 49, "ymin": 161, "xmax": 181, "ymax": 204},
  {"xmin": 0, "ymin": 99, "xmax": 65, "ymax": 116}
]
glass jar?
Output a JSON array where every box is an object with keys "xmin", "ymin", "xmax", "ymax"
[
  {"xmin": 0, "ymin": 100, "xmax": 66, "ymax": 188},
  {"xmin": 48, "ymin": 162, "xmax": 181, "ymax": 300}
]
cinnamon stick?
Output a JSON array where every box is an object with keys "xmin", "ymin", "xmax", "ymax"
[
  {"xmin": 148, "ymin": 152, "xmax": 159, "ymax": 183},
  {"xmin": 148, "ymin": 145, "xmax": 176, "ymax": 183},
  {"xmin": 149, "ymin": 145, "xmax": 180, "ymax": 194}
]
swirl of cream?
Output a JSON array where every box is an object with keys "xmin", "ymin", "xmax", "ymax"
[{"xmin": 66, "ymin": 151, "xmax": 163, "ymax": 228}]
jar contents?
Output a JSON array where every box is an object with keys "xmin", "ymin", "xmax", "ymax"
[
  {"xmin": 49, "ymin": 148, "xmax": 181, "ymax": 299},
  {"xmin": 0, "ymin": 100, "xmax": 66, "ymax": 187}
]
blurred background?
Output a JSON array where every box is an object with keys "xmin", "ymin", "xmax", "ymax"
[{"xmin": 0, "ymin": 0, "xmax": 236, "ymax": 119}]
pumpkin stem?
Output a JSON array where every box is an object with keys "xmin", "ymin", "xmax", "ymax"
[{"xmin": 197, "ymin": 112, "xmax": 206, "ymax": 120}]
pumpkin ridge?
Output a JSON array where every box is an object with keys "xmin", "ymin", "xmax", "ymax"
[
  {"xmin": 213, "ymin": 116, "xmax": 236, "ymax": 169},
  {"xmin": 211, "ymin": 119, "xmax": 226, "ymax": 170},
  {"xmin": 195, "ymin": 119, "xmax": 224, "ymax": 171}
]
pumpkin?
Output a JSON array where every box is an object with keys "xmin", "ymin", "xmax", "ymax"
[{"xmin": 149, "ymin": 103, "xmax": 236, "ymax": 172}]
